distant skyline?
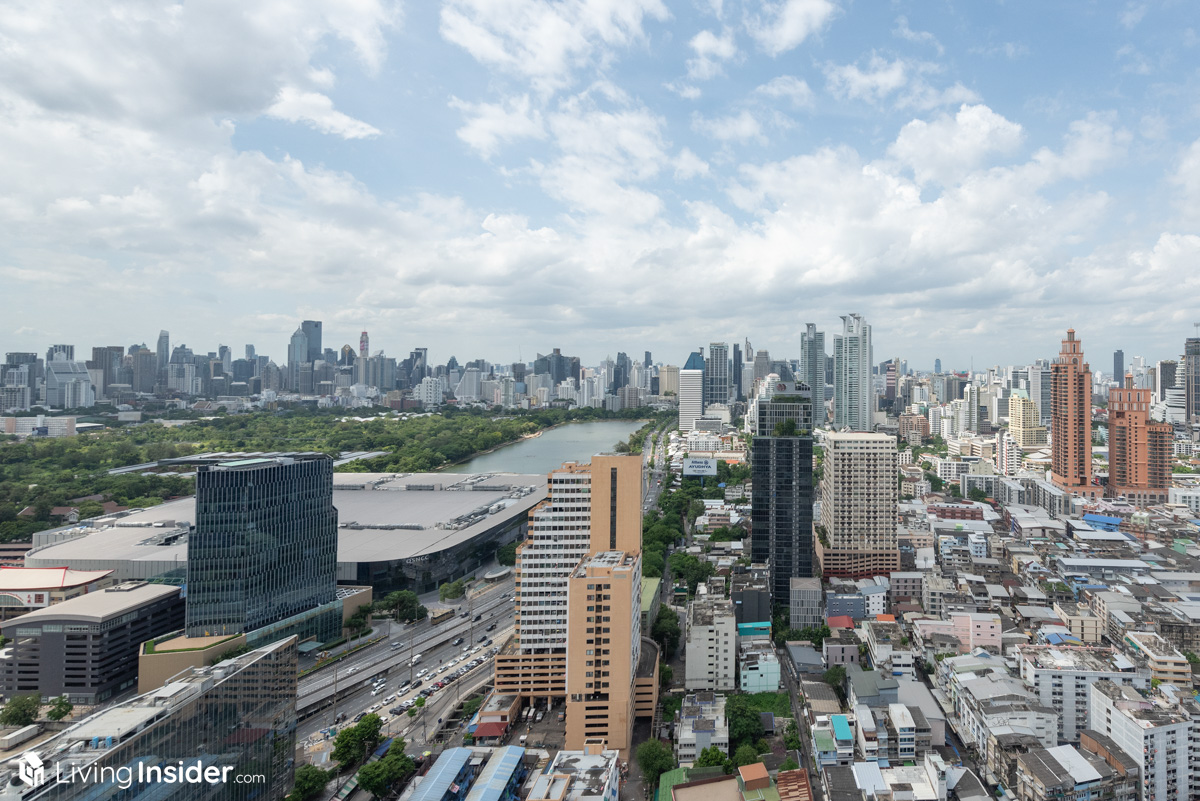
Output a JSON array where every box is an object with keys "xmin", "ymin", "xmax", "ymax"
[
  {"xmin": 2, "ymin": 1, "xmax": 1198, "ymax": 365},
  {"xmin": 6, "ymin": 318, "xmax": 1190, "ymax": 377}
]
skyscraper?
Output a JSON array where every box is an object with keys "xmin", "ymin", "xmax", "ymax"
[
  {"xmin": 132, "ymin": 347, "xmax": 157, "ymax": 394},
  {"xmin": 300, "ymin": 319, "xmax": 322, "ymax": 362},
  {"xmin": 815, "ymin": 431, "xmax": 898, "ymax": 578},
  {"xmin": 1186, "ymin": 337, "xmax": 1200, "ymax": 423},
  {"xmin": 1050, "ymin": 329, "xmax": 1098, "ymax": 498},
  {"xmin": 934, "ymin": 358, "xmax": 942, "ymax": 373},
  {"xmin": 1156, "ymin": 359, "xmax": 1177, "ymax": 402},
  {"xmin": 494, "ymin": 454, "xmax": 654, "ymax": 752},
  {"xmin": 1113, "ymin": 349, "xmax": 1124, "ymax": 383},
  {"xmin": 360, "ymin": 331, "xmax": 369, "ymax": 359},
  {"xmin": 799, "ymin": 324, "xmax": 825, "ymax": 409},
  {"xmin": 678, "ymin": 351, "xmax": 705, "ymax": 432},
  {"xmin": 186, "ymin": 453, "xmax": 339, "ymax": 643},
  {"xmin": 287, "ymin": 326, "xmax": 308, "ymax": 390},
  {"xmin": 751, "ymin": 381, "xmax": 815, "ymax": 604},
  {"xmin": 1009, "ymin": 389, "xmax": 1047, "ymax": 447},
  {"xmin": 833, "ymin": 313, "xmax": 872, "ymax": 431},
  {"xmin": 1108, "ymin": 376, "xmax": 1173, "ymax": 506},
  {"xmin": 732, "ymin": 343, "xmax": 743, "ymax": 400},
  {"xmin": 705, "ymin": 342, "xmax": 730, "ymax": 405},
  {"xmin": 156, "ymin": 330, "xmax": 170, "ymax": 372}
]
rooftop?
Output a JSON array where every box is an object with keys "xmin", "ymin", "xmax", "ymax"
[
  {"xmin": 0, "ymin": 566, "xmax": 113, "ymax": 590},
  {"xmin": 1, "ymin": 581, "xmax": 179, "ymax": 625},
  {"xmin": 26, "ymin": 471, "xmax": 547, "ymax": 569}
]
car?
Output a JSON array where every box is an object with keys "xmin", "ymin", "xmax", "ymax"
[
  {"xmin": 371, "ymin": 689, "xmax": 382, "ymax": 697},
  {"xmin": 448, "ymin": 658, "xmax": 460, "ymax": 667},
  {"xmin": 473, "ymin": 614, "xmax": 482, "ymax": 621},
  {"xmin": 416, "ymin": 668, "xmax": 427, "ymax": 677},
  {"xmin": 485, "ymin": 623, "xmax": 496, "ymax": 631},
  {"xmin": 369, "ymin": 703, "xmax": 382, "ymax": 713},
  {"xmin": 347, "ymin": 667, "xmax": 359, "ymax": 675},
  {"xmin": 462, "ymin": 646, "xmax": 471, "ymax": 654},
  {"xmin": 389, "ymin": 707, "xmax": 402, "ymax": 715},
  {"xmin": 460, "ymin": 611, "xmax": 469, "ymax": 618},
  {"xmin": 390, "ymin": 641, "xmax": 403, "ymax": 649},
  {"xmin": 398, "ymin": 679, "xmax": 411, "ymax": 689},
  {"xmin": 420, "ymin": 688, "xmax": 434, "ymax": 697},
  {"xmin": 385, "ymin": 695, "xmax": 396, "ymax": 703},
  {"xmin": 411, "ymin": 679, "xmax": 423, "ymax": 689},
  {"xmin": 478, "ymin": 634, "xmax": 489, "ymax": 643},
  {"xmin": 379, "ymin": 715, "xmax": 389, "ymax": 724},
  {"xmin": 483, "ymin": 638, "xmax": 492, "ymax": 646},
  {"xmin": 435, "ymin": 681, "xmax": 445, "ymax": 689},
  {"xmin": 452, "ymin": 637, "xmax": 464, "ymax": 646},
  {"xmin": 353, "ymin": 712, "xmax": 365, "ymax": 722}
]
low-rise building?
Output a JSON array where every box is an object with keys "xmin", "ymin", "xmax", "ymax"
[
  {"xmin": 1015, "ymin": 741, "xmax": 1140, "ymax": 801},
  {"xmin": 1122, "ymin": 631, "xmax": 1191, "ymax": 687},
  {"xmin": 528, "ymin": 742, "xmax": 621, "ymax": 801},
  {"xmin": 1016, "ymin": 644, "xmax": 1149, "ymax": 743},
  {"xmin": 685, "ymin": 596, "xmax": 737, "ymax": 691},
  {"xmin": 410, "ymin": 748, "xmax": 481, "ymax": 801},
  {"xmin": 789, "ymin": 577, "xmax": 822, "ymax": 629},
  {"xmin": 0, "ymin": 566, "xmax": 115, "ymax": 621},
  {"xmin": 861, "ymin": 620, "xmax": 915, "ymax": 677},
  {"xmin": 0, "ymin": 581, "xmax": 184, "ymax": 704},
  {"xmin": 674, "ymin": 692, "xmax": 729, "ymax": 765},
  {"xmin": 739, "ymin": 641, "xmax": 780, "ymax": 692}
]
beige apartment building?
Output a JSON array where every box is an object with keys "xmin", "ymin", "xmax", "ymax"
[
  {"xmin": 494, "ymin": 453, "xmax": 657, "ymax": 753},
  {"xmin": 815, "ymin": 431, "xmax": 900, "ymax": 578},
  {"xmin": 1008, "ymin": 390, "xmax": 1047, "ymax": 448}
]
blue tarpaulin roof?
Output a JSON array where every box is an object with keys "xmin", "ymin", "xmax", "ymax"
[
  {"xmin": 832, "ymin": 715, "xmax": 852, "ymax": 741},
  {"xmin": 464, "ymin": 747, "xmax": 524, "ymax": 801},
  {"xmin": 410, "ymin": 748, "xmax": 473, "ymax": 801}
]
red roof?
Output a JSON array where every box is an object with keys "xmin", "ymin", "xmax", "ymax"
[
  {"xmin": 826, "ymin": 615, "xmax": 855, "ymax": 629},
  {"xmin": 472, "ymin": 722, "xmax": 508, "ymax": 739}
]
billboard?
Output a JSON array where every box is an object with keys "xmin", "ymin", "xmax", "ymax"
[{"xmin": 682, "ymin": 457, "xmax": 718, "ymax": 476}]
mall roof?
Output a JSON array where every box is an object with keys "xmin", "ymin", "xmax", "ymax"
[
  {"xmin": 25, "ymin": 472, "xmax": 547, "ymax": 575},
  {"xmin": 0, "ymin": 582, "xmax": 179, "ymax": 625},
  {"xmin": 0, "ymin": 566, "xmax": 112, "ymax": 590}
]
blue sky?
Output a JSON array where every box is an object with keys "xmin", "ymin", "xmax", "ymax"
[{"xmin": 1, "ymin": 0, "xmax": 1198, "ymax": 372}]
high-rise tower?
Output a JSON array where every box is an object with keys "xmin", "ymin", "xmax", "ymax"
[
  {"xmin": 359, "ymin": 331, "xmax": 369, "ymax": 359},
  {"xmin": 800, "ymin": 323, "xmax": 825, "ymax": 420},
  {"xmin": 186, "ymin": 453, "xmax": 340, "ymax": 643},
  {"xmin": 815, "ymin": 431, "xmax": 898, "ymax": 578},
  {"xmin": 1108, "ymin": 376, "xmax": 1173, "ymax": 506},
  {"xmin": 494, "ymin": 453, "xmax": 655, "ymax": 752},
  {"xmin": 1185, "ymin": 337, "xmax": 1200, "ymax": 423},
  {"xmin": 833, "ymin": 313, "xmax": 872, "ymax": 431},
  {"xmin": 678, "ymin": 351, "xmax": 705, "ymax": 432},
  {"xmin": 1050, "ymin": 329, "xmax": 1098, "ymax": 498},
  {"xmin": 705, "ymin": 342, "xmax": 730, "ymax": 405},
  {"xmin": 750, "ymin": 381, "xmax": 815, "ymax": 604}
]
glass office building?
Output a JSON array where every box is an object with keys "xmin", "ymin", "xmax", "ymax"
[
  {"xmin": 186, "ymin": 454, "xmax": 339, "ymax": 644},
  {"xmin": 9, "ymin": 637, "xmax": 298, "ymax": 801},
  {"xmin": 750, "ymin": 382, "xmax": 815, "ymax": 605}
]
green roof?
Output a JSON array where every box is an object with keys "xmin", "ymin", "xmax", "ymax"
[
  {"xmin": 642, "ymin": 578, "xmax": 662, "ymax": 613},
  {"xmin": 813, "ymin": 731, "xmax": 836, "ymax": 752},
  {"xmin": 657, "ymin": 767, "xmax": 690, "ymax": 801}
]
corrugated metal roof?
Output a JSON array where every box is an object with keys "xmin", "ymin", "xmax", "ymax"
[
  {"xmin": 464, "ymin": 746, "xmax": 524, "ymax": 801},
  {"xmin": 411, "ymin": 748, "xmax": 474, "ymax": 801}
]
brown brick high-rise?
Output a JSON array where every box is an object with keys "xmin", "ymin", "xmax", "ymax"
[
  {"xmin": 1108, "ymin": 375, "xmax": 1172, "ymax": 506},
  {"xmin": 1051, "ymin": 330, "xmax": 1099, "ymax": 499}
]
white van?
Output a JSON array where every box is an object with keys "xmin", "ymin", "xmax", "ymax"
[{"xmin": 410, "ymin": 654, "xmax": 422, "ymax": 666}]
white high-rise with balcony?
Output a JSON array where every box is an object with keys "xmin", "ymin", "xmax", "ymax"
[{"xmin": 833, "ymin": 313, "xmax": 872, "ymax": 431}]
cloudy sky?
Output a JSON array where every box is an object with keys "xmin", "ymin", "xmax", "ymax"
[{"xmin": 1, "ymin": 0, "xmax": 1198, "ymax": 372}]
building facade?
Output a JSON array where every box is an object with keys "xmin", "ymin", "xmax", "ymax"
[
  {"xmin": 750, "ymin": 381, "xmax": 815, "ymax": 603},
  {"xmin": 833, "ymin": 314, "xmax": 872, "ymax": 431},
  {"xmin": 816, "ymin": 432, "xmax": 899, "ymax": 578},
  {"xmin": 186, "ymin": 453, "xmax": 339, "ymax": 643},
  {"xmin": 1050, "ymin": 330, "xmax": 1098, "ymax": 499},
  {"xmin": 684, "ymin": 597, "xmax": 737, "ymax": 691},
  {"xmin": 1107, "ymin": 378, "xmax": 1172, "ymax": 506},
  {"xmin": 678, "ymin": 352, "xmax": 705, "ymax": 433},
  {"xmin": 1, "ymin": 582, "xmax": 184, "ymax": 704}
]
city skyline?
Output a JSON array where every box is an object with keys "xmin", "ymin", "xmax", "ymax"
[{"xmin": 1, "ymin": 3, "xmax": 1198, "ymax": 363}]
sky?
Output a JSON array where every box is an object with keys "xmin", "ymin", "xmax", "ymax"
[{"xmin": 1, "ymin": 0, "xmax": 1199, "ymax": 373}]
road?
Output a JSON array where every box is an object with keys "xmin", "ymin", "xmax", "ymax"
[{"xmin": 299, "ymin": 581, "xmax": 514, "ymax": 725}]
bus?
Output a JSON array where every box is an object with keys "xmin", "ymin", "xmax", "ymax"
[{"xmin": 430, "ymin": 607, "xmax": 455, "ymax": 625}]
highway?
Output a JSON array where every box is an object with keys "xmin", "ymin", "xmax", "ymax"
[{"xmin": 298, "ymin": 581, "xmax": 515, "ymax": 735}]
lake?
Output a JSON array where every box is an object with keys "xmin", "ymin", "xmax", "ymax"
[{"xmin": 442, "ymin": 419, "xmax": 646, "ymax": 475}]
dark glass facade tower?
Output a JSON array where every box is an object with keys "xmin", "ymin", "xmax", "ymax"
[
  {"xmin": 187, "ymin": 454, "xmax": 339, "ymax": 643},
  {"xmin": 751, "ymin": 382, "xmax": 815, "ymax": 605}
]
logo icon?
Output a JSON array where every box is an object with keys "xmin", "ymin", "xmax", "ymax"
[{"xmin": 17, "ymin": 751, "xmax": 46, "ymax": 787}]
